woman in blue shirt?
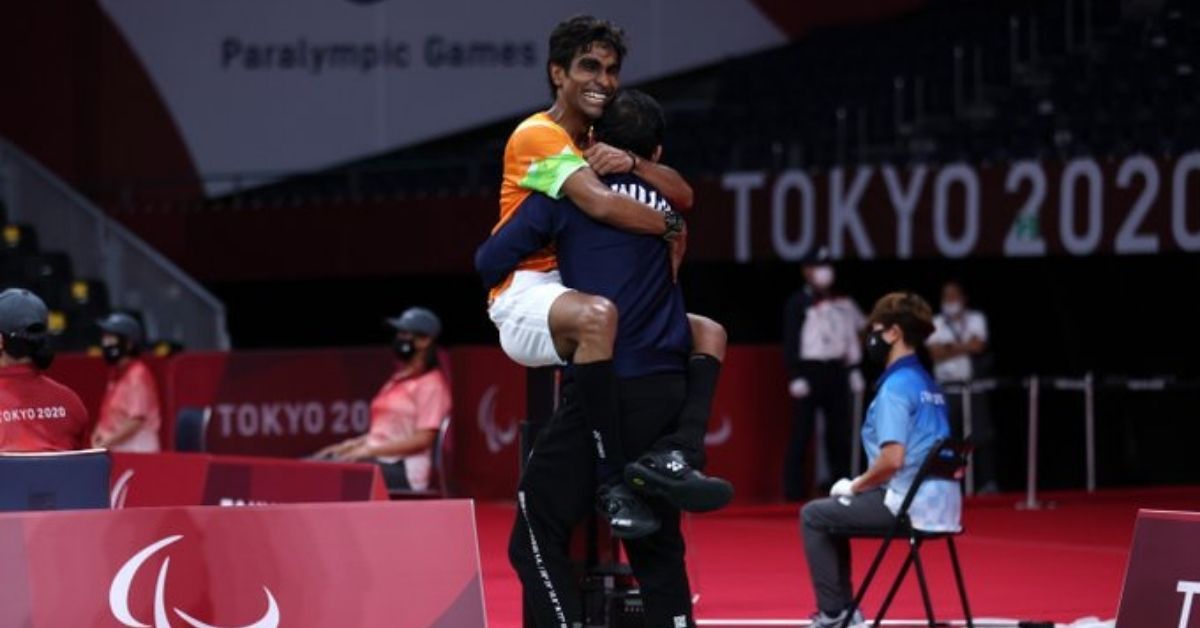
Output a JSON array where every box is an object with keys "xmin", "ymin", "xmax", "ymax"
[{"xmin": 800, "ymin": 292, "xmax": 959, "ymax": 628}]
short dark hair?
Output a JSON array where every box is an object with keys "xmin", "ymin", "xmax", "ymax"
[
  {"xmin": 546, "ymin": 15, "xmax": 627, "ymax": 99},
  {"xmin": 592, "ymin": 89, "xmax": 664, "ymax": 160},
  {"xmin": 868, "ymin": 291, "xmax": 936, "ymax": 347}
]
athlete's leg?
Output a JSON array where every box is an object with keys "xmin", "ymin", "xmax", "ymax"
[
  {"xmin": 547, "ymin": 291, "xmax": 626, "ymax": 479},
  {"xmin": 626, "ymin": 314, "xmax": 734, "ymax": 512}
]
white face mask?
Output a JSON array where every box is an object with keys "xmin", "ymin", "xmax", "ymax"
[
  {"xmin": 811, "ymin": 266, "xmax": 835, "ymax": 289},
  {"xmin": 942, "ymin": 301, "xmax": 964, "ymax": 317}
]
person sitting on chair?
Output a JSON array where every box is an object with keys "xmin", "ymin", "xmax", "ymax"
[
  {"xmin": 800, "ymin": 292, "xmax": 960, "ymax": 628},
  {"xmin": 313, "ymin": 308, "xmax": 451, "ymax": 491}
]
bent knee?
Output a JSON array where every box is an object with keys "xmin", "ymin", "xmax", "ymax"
[
  {"xmin": 687, "ymin": 314, "xmax": 727, "ymax": 359},
  {"xmin": 579, "ymin": 296, "xmax": 618, "ymax": 333}
]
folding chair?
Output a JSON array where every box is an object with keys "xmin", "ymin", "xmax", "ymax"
[
  {"xmin": 389, "ymin": 415, "xmax": 451, "ymax": 499},
  {"xmin": 839, "ymin": 438, "xmax": 975, "ymax": 628},
  {"xmin": 175, "ymin": 406, "xmax": 211, "ymax": 452}
]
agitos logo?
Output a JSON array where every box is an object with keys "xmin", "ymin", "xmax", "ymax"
[{"xmin": 110, "ymin": 535, "xmax": 280, "ymax": 628}]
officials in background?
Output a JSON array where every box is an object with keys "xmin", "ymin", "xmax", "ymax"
[
  {"xmin": 0, "ymin": 289, "xmax": 90, "ymax": 452},
  {"xmin": 782, "ymin": 249, "xmax": 866, "ymax": 501},
  {"xmin": 928, "ymin": 280, "xmax": 997, "ymax": 492},
  {"xmin": 315, "ymin": 307, "xmax": 451, "ymax": 491},
  {"xmin": 91, "ymin": 313, "xmax": 162, "ymax": 452}
]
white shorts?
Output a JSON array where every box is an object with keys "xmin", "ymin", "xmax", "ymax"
[{"xmin": 488, "ymin": 270, "xmax": 573, "ymax": 368}]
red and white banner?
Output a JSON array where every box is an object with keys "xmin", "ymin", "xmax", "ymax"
[
  {"xmin": 446, "ymin": 345, "xmax": 792, "ymax": 503},
  {"xmin": 449, "ymin": 346, "xmax": 526, "ymax": 500},
  {"xmin": 108, "ymin": 452, "xmax": 387, "ymax": 509},
  {"xmin": 53, "ymin": 345, "xmax": 798, "ymax": 503},
  {"xmin": 1116, "ymin": 509, "xmax": 1200, "ymax": 627},
  {"xmin": 0, "ymin": 501, "xmax": 486, "ymax": 627},
  {"xmin": 166, "ymin": 349, "xmax": 397, "ymax": 457}
]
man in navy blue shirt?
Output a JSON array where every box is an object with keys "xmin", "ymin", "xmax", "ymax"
[{"xmin": 478, "ymin": 90, "xmax": 717, "ymax": 628}]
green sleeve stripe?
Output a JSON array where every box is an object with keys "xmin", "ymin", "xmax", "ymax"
[{"xmin": 519, "ymin": 152, "xmax": 587, "ymax": 199}]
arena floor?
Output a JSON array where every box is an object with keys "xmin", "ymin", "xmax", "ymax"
[{"xmin": 475, "ymin": 486, "xmax": 1200, "ymax": 626}]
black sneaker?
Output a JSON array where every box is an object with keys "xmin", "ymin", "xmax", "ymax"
[
  {"xmin": 624, "ymin": 450, "xmax": 734, "ymax": 513},
  {"xmin": 597, "ymin": 482, "xmax": 660, "ymax": 539}
]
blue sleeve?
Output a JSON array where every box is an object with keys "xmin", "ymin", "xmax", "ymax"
[
  {"xmin": 873, "ymin": 379, "xmax": 916, "ymax": 446},
  {"xmin": 474, "ymin": 197, "xmax": 560, "ymax": 289}
]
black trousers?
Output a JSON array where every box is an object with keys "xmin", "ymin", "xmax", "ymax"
[
  {"xmin": 509, "ymin": 374, "xmax": 694, "ymax": 628},
  {"xmin": 785, "ymin": 361, "xmax": 852, "ymax": 501}
]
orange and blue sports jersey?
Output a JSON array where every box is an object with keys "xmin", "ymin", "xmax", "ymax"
[
  {"xmin": 490, "ymin": 111, "xmax": 588, "ymax": 300},
  {"xmin": 477, "ymin": 173, "xmax": 691, "ymax": 378}
]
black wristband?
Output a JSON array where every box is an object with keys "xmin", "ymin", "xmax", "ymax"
[
  {"xmin": 626, "ymin": 150, "xmax": 639, "ymax": 174},
  {"xmin": 662, "ymin": 210, "xmax": 685, "ymax": 241}
]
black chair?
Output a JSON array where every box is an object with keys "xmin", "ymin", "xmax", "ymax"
[
  {"xmin": 175, "ymin": 407, "xmax": 211, "ymax": 452},
  {"xmin": 0, "ymin": 449, "xmax": 111, "ymax": 511},
  {"xmin": 1, "ymin": 223, "xmax": 39, "ymax": 254},
  {"xmin": 389, "ymin": 415, "xmax": 451, "ymax": 499},
  {"xmin": 838, "ymin": 438, "xmax": 975, "ymax": 628}
]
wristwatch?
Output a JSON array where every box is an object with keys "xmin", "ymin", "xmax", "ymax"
[{"xmin": 662, "ymin": 210, "xmax": 685, "ymax": 241}]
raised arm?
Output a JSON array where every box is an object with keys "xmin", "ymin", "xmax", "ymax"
[
  {"xmin": 560, "ymin": 166, "xmax": 676, "ymax": 236},
  {"xmin": 585, "ymin": 142, "xmax": 694, "ymax": 210}
]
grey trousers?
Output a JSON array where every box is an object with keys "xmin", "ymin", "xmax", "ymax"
[{"xmin": 800, "ymin": 489, "xmax": 897, "ymax": 614}]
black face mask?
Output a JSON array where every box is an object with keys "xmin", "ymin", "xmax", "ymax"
[
  {"xmin": 393, "ymin": 339, "xmax": 417, "ymax": 361},
  {"xmin": 865, "ymin": 329, "xmax": 893, "ymax": 366},
  {"xmin": 102, "ymin": 344, "xmax": 126, "ymax": 366}
]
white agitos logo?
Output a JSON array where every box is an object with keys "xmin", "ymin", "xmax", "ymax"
[
  {"xmin": 477, "ymin": 385, "xmax": 517, "ymax": 454},
  {"xmin": 110, "ymin": 535, "xmax": 280, "ymax": 628},
  {"xmin": 110, "ymin": 469, "xmax": 135, "ymax": 509}
]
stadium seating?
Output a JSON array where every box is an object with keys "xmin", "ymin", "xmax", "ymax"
[{"xmin": 0, "ymin": 220, "xmax": 158, "ymax": 352}]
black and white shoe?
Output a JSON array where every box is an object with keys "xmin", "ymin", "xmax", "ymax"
[
  {"xmin": 810, "ymin": 608, "xmax": 866, "ymax": 628},
  {"xmin": 624, "ymin": 450, "xmax": 734, "ymax": 513},
  {"xmin": 597, "ymin": 482, "xmax": 660, "ymax": 539}
]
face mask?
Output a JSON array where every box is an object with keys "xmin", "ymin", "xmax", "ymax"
[
  {"xmin": 942, "ymin": 301, "xmax": 964, "ymax": 317},
  {"xmin": 865, "ymin": 329, "xmax": 893, "ymax": 366},
  {"xmin": 393, "ymin": 339, "xmax": 417, "ymax": 361},
  {"xmin": 102, "ymin": 344, "xmax": 126, "ymax": 366},
  {"xmin": 811, "ymin": 266, "xmax": 835, "ymax": 289}
]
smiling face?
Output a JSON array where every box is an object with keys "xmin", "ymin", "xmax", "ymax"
[{"xmin": 550, "ymin": 42, "xmax": 621, "ymax": 122}]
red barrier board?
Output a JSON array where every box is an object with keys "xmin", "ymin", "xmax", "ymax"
[
  {"xmin": 167, "ymin": 348, "xmax": 397, "ymax": 457},
  {"xmin": 0, "ymin": 501, "xmax": 486, "ymax": 627},
  {"xmin": 701, "ymin": 346, "xmax": 792, "ymax": 503},
  {"xmin": 202, "ymin": 455, "xmax": 387, "ymax": 505},
  {"xmin": 449, "ymin": 346, "xmax": 527, "ymax": 500},
  {"xmin": 1116, "ymin": 509, "xmax": 1200, "ymax": 627},
  {"xmin": 109, "ymin": 452, "xmax": 210, "ymax": 508},
  {"xmin": 53, "ymin": 345, "xmax": 795, "ymax": 503},
  {"xmin": 446, "ymin": 345, "xmax": 792, "ymax": 503},
  {"xmin": 108, "ymin": 452, "xmax": 387, "ymax": 508}
]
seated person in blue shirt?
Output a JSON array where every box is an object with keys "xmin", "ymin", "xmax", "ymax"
[
  {"xmin": 800, "ymin": 292, "xmax": 960, "ymax": 628},
  {"xmin": 476, "ymin": 89, "xmax": 733, "ymax": 523}
]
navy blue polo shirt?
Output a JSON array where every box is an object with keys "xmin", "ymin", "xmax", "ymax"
[{"xmin": 476, "ymin": 174, "xmax": 690, "ymax": 378}]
